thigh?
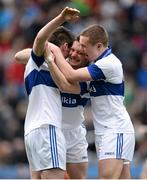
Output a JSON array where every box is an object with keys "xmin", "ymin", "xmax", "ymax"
[
  {"xmin": 25, "ymin": 125, "xmax": 66, "ymax": 171},
  {"xmin": 63, "ymin": 125, "xmax": 88, "ymax": 163},
  {"xmin": 95, "ymin": 133, "xmax": 135, "ymax": 161},
  {"xmin": 95, "ymin": 133, "xmax": 135, "ymax": 179},
  {"xmin": 121, "ymin": 133, "xmax": 135, "ymax": 162}
]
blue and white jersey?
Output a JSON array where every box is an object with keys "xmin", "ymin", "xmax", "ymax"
[
  {"xmin": 24, "ymin": 51, "xmax": 62, "ymax": 135},
  {"xmin": 61, "ymin": 82, "xmax": 89, "ymax": 129},
  {"xmin": 87, "ymin": 48, "xmax": 134, "ymax": 134}
]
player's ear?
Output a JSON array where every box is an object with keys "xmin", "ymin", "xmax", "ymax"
[
  {"xmin": 60, "ymin": 42, "xmax": 70, "ymax": 58},
  {"xmin": 62, "ymin": 42, "xmax": 69, "ymax": 50},
  {"xmin": 96, "ymin": 42, "xmax": 102, "ymax": 49},
  {"xmin": 60, "ymin": 42, "xmax": 68, "ymax": 52}
]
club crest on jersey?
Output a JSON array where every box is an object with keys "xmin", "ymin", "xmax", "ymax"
[{"xmin": 61, "ymin": 97, "xmax": 77, "ymax": 105}]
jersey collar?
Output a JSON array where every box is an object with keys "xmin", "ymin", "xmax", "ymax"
[{"xmin": 97, "ymin": 47, "xmax": 112, "ymax": 61}]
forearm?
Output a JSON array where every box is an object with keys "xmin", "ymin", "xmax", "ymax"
[
  {"xmin": 53, "ymin": 48, "xmax": 76, "ymax": 82},
  {"xmin": 14, "ymin": 48, "xmax": 31, "ymax": 65},
  {"xmin": 55, "ymin": 49, "xmax": 92, "ymax": 82},
  {"xmin": 47, "ymin": 61, "xmax": 80, "ymax": 94},
  {"xmin": 37, "ymin": 14, "xmax": 64, "ymax": 43},
  {"xmin": 33, "ymin": 14, "xmax": 64, "ymax": 56}
]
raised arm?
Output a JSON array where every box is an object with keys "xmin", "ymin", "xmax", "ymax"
[
  {"xmin": 14, "ymin": 48, "xmax": 31, "ymax": 65},
  {"xmin": 33, "ymin": 7, "xmax": 80, "ymax": 57},
  {"xmin": 49, "ymin": 43, "xmax": 92, "ymax": 83},
  {"xmin": 45, "ymin": 44, "xmax": 80, "ymax": 94}
]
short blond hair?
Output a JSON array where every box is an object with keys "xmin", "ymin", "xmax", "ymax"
[{"xmin": 80, "ymin": 24, "xmax": 109, "ymax": 47}]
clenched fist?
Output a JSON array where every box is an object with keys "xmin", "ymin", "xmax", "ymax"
[{"xmin": 60, "ymin": 6, "xmax": 80, "ymax": 22}]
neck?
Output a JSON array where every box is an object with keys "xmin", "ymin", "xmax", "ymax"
[
  {"xmin": 95, "ymin": 46, "xmax": 111, "ymax": 62},
  {"xmin": 100, "ymin": 46, "xmax": 108, "ymax": 56}
]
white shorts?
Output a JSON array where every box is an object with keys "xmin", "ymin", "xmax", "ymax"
[
  {"xmin": 95, "ymin": 133, "xmax": 135, "ymax": 162},
  {"xmin": 24, "ymin": 125, "xmax": 66, "ymax": 171},
  {"xmin": 62, "ymin": 125, "xmax": 88, "ymax": 163}
]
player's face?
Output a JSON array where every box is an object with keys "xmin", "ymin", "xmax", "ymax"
[
  {"xmin": 80, "ymin": 35, "xmax": 100, "ymax": 62},
  {"xmin": 68, "ymin": 40, "xmax": 89, "ymax": 69}
]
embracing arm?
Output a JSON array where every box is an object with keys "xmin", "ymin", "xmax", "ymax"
[
  {"xmin": 45, "ymin": 46, "xmax": 80, "ymax": 94},
  {"xmin": 14, "ymin": 48, "xmax": 31, "ymax": 65},
  {"xmin": 48, "ymin": 61, "xmax": 80, "ymax": 93},
  {"xmin": 49, "ymin": 43, "xmax": 92, "ymax": 83}
]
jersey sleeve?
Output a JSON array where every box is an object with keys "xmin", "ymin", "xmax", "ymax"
[
  {"xmin": 88, "ymin": 55, "xmax": 124, "ymax": 84},
  {"xmin": 31, "ymin": 50, "xmax": 45, "ymax": 67},
  {"xmin": 80, "ymin": 82, "xmax": 90, "ymax": 99},
  {"xmin": 87, "ymin": 63, "xmax": 106, "ymax": 81}
]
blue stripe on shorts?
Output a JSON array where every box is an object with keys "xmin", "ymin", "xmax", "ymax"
[
  {"xmin": 49, "ymin": 125, "xmax": 59, "ymax": 168},
  {"xmin": 116, "ymin": 133, "xmax": 123, "ymax": 159}
]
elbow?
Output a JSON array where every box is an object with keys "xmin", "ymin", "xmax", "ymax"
[
  {"xmin": 34, "ymin": 31, "xmax": 44, "ymax": 45},
  {"xmin": 66, "ymin": 73, "xmax": 76, "ymax": 83},
  {"xmin": 63, "ymin": 69, "xmax": 76, "ymax": 83},
  {"xmin": 35, "ymin": 35, "xmax": 43, "ymax": 45},
  {"xmin": 35, "ymin": 30, "xmax": 47, "ymax": 44},
  {"xmin": 67, "ymin": 76, "xmax": 74, "ymax": 83},
  {"xmin": 14, "ymin": 53, "xmax": 20, "ymax": 63},
  {"xmin": 58, "ymin": 82, "xmax": 79, "ymax": 94},
  {"xmin": 58, "ymin": 83, "xmax": 68, "ymax": 92},
  {"xmin": 58, "ymin": 81, "xmax": 72, "ymax": 93}
]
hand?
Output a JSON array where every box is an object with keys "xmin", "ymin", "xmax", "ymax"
[
  {"xmin": 60, "ymin": 6, "xmax": 80, "ymax": 22},
  {"xmin": 48, "ymin": 42, "xmax": 61, "ymax": 53},
  {"xmin": 44, "ymin": 43, "xmax": 55, "ymax": 64}
]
